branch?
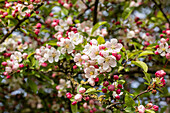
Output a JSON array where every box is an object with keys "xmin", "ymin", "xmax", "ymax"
[
  {"xmin": 133, "ymin": 89, "xmax": 151, "ymax": 100},
  {"xmin": 93, "ymin": 0, "xmax": 99, "ymax": 25},
  {"xmin": 0, "ymin": 2, "xmax": 44, "ymax": 44},
  {"xmin": 76, "ymin": 4, "xmax": 95, "ymax": 19},
  {"xmin": 152, "ymin": 0, "xmax": 170, "ymax": 24}
]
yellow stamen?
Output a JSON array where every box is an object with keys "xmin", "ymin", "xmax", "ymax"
[{"xmin": 90, "ymin": 71, "xmax": 94, "ymax": 75}]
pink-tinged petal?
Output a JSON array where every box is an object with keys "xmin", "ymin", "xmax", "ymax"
[
  {"xmin": 111, "ymin": 38, "xmax": 118, "ymax": 45},
  {"xmin": 157, "ymin": 48, "xmax": 162, "ymax": 53},
  {"xmin": 103, "ymin": 62, "xmax": 109, "ymax": 71},
  {"xmin": 160, "ymin": 52, "xmax": 166, "ymax": 56}
]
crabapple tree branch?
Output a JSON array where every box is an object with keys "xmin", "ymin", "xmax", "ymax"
[{"xmin": 0, "ymin": 2, "xmax": 44, "ymax": 44}]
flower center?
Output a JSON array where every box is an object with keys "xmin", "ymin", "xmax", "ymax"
[
  {"xmin": 162, "ymin": 48, "xmax": 166, "ymax": 51},
  {"xmin": 105, "ymin": 57, "xmax": 109, "ymax": 62},
  {"xmin": 111, "ymin": 45, "xmax": 115, "ymax": 49},
  {"xmin": 90, "ymin": 71, "xmax": 94, "ymax": 75},
  {"xmin": 61, "ymin": 26, "xmax": 64, "ymax": 29},
  {"xmin": 95, "ymin": 51, "xmax": 98, "ymax": 55},
  {"xmin": 52, "ymin": 53, "xmax": 56, "ymax": 57},
  {"xmin": 65, "ymin": 44, "xmax": 69, "ymax": 48},
  {"xmin": 73, "ymin": 37, "xmax": 77, "ymax": 41}
]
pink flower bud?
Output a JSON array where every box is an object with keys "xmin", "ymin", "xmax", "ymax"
[
  {"xmin": 3, "ymin": 72, "xmax": 8, "ymax": 76},
  {"xmin": 79, "ymin": 87, "xmax": 86, "ymax": 93},
  {"xmin": 85, "ymin": 96, "xmax": 90, "ymax": 101},
  {"xmin": 6, "ymin": 75, "xmax": 11, "ymax": 79},
  {"xmin": 93, "ymin": 108, "xmax": 97, "ymax": 112},
  {"xmin": 34, "ymin": 29, "xmax": 40, "ymax": 35},
  {"xmin": 2, "ymin": 62, "xmax": 7, "ymax": 66},
  {"xmin": 113, "ymin": 75, "xmax": 119, "ymax": 80},
  {"xmin": 108, "ymin": 85, "xmax": 114, "ymax": 91},
  {"xmin": 83, "ymin": 102, "xmax": 88, "ymax": 109},
  {"xmin": 19, "ymin": 64, "xmax": 24, "ymax": 68},
  {"xmin": 3, "ymin": 12, "xmax": 8, "ymax": 16},
  {"xmin": 73, "ymin": 65, "xmax": 77, "ymax": 69},
  {"xmin": 117, "ymin": 84, "xmax": 122, "ymax": 89},
  {"xmin": 138, "ymin": 105, "xmax": 145, "ymax": 113},
  {"xmin": 94, "ymin": 77, "xmax": 99, "ymax": 82},
  {"xmin": 166, "ymin": 53, "xmax": 170, "ymax": 59},
  {"xmin": 26, "ymin": 13, "xmax": 31, "ymax": 17},
  {"xmin": 112, "ymin": 52, "xmax": 118, "ymax": 57},
  {"xmin": 41, "ymin": 62, "xmax": 47, "ymax": 67},
  {"xmin": 146, "ymin": 33, "xmax": 150, "ymax": 36},
  {"xmin": 116, "ymin": 89, "xmax": 121, "ymax": 94},
  {"xmin": 63, "ymin": 3, "xmax": 70, "ymax": 9},
  {"xmin": 74, "ymin": 94, "xmax": 82, "ymax": 102},
  {"xmin": 17, "ymin": 70, "xmax": 20, "ymax": 73},
  {"xmin": 72, "ymin": 101, "xmax": 77, "ymax": 105},
  {"xmin": 102, "ymin": 88, "xmax": 107, "ymax": 93},
  {"xmin": 90, "ymin": 110, "xmax": 94, "ymax": 113},
  {"xmin": 152, "ymin": 105, "xmax": 159, "ymax": 111},
  {"xmin": 52, "ymin": 73, "xmax": 56, "ymax": 78},
  {"xmin": 36, "ymin": 23, "xmax": 41, "ymax": 29},
  {"xmin": 66, "ymin": 93, "xmax": 72, "ymax": 99},
  {"xmin": 115, "ymin": 95, "xmax": 120, "ymax": 100},
  {"xmin": 56, "ymin": 85, "xmax": 60, "ymax": 90},
  {"xmin": 116, "ymin": 54, "xmax": 121, "ymax": 61},
  {"xmin": 154, "ymin": 51, "xmax": 159, "ymax": 55},
  {"xmin": 160, "ymin": 34, "xmax": 164, "ymax": 38},
  {"xmin": 155, "ymin": 70, "xmax": 166, "ymax": 77},
  {"xmin": 103, "ymin": 81, "xmax": 109, "ymax": 87},
  {"xmin": 146, "ymin": 103, "xmax": 153, "ymax": 109},
  {"xmin": 155, "ymin": 45, "xmax": 159, "ymax": 49}
]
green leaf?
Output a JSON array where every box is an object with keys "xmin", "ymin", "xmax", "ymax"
[
  {"xmin": 129, "ymin": 42, "xmax": 143, "ymax": 49},
  {"xmin": 125, "ymin": 107, "xmax": 134, "ymax": 112},
  {"xmin": 143, "ymin": 71, "xmax": 151, "ymax": 83},
  {"xmin": 131, "ymin": 61, "xmax": 148, "ymax": 72},
  {"xmin": 71, "ymin": 104, "xmax": 78, "ymax": 113},
  {"xmin": 27, "ymin": 78, "xmax": 37, "ymax": 93},
  {"xmin": 122, "ymin": 7, "xmax": 134, "ymax": 20},
  {"xmin": 91, "ymin": 21, "xmax": 108, "ymax": 35},
  {"xmin": 138, "ymin": 51, "xmax": 154, "ymax": 57},
  {"xmin": 118, "ymin": 66, "xmax": 124, "ymax": 72},
  {"xmin": 125, "ymin": 94, "xmax": 135, "ymax": 107},
  {"xmin": 27, "ymin": 52, "xmax": 35, "ymax": 59},
  {"xmin": 118, "ymin": 80, "xmax": 125, "ymax": 84},
  {"xmin": 97, "ymin": 36, "xmax": 105, "ymax": 44},
  {"xmin": 22, "ymin": 7, "xmax": 28, "ymax": 12},
  {"xmin": 145, "ymin": 109, "xmax": 155, "ymax": 113},
  {"xmin": 85, "ymin": 88, "xmax": 96, "ymax": 94}
]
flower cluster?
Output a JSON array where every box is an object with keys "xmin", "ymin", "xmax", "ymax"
[
  {"xmin": 153, "ymin": 70, "xmax": 166, "ymax": 87},
  {"xmin": 74, "ymin": 38, "xmax": 122, "ymax": 86},
  {"xmin": 34, "ymin": 44, "xmax": 60, "ymax": 65},
  {"xmin": 155, "ymin": 38, "xmax": 170, "ymax": 57},
  {"xmin": 56, "ymin": 79, "xmax": 72, "ymax": 97},
  {"xmin": 2, "ymin": 51, "xmax": 27, "ymax": 78},
  {"xmin": 137, "ymin": 103, "xmax": 159, "ymax": 113}
]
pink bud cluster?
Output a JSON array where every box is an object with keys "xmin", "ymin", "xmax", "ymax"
[
  {"xmin": 137, "ymin": 103, "xmax": 159, "ymax": 113},
  {"xmin": 155, "ymin": 70, "xmax": 166, "ymax": 87}
]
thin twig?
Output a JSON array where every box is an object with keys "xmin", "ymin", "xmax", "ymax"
[
  {"xmin": 152, "ymin": 0, "xmax": 170, "ymax": 24},
  {"xmin": 0, "ymin": 2, "xmax": 44, "ymax": 44},
  {"xmin": 133, "ymin": 90, "xmax": 151, "ymax": 100},
  {"xmin": 93, "ymin": 0, "xmax": 99, "ymax": 25}
]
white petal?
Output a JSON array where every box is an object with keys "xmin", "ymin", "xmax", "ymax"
[{"xmin": 48, "ymin": 57, "xmax": 53, "ymax": 63}]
